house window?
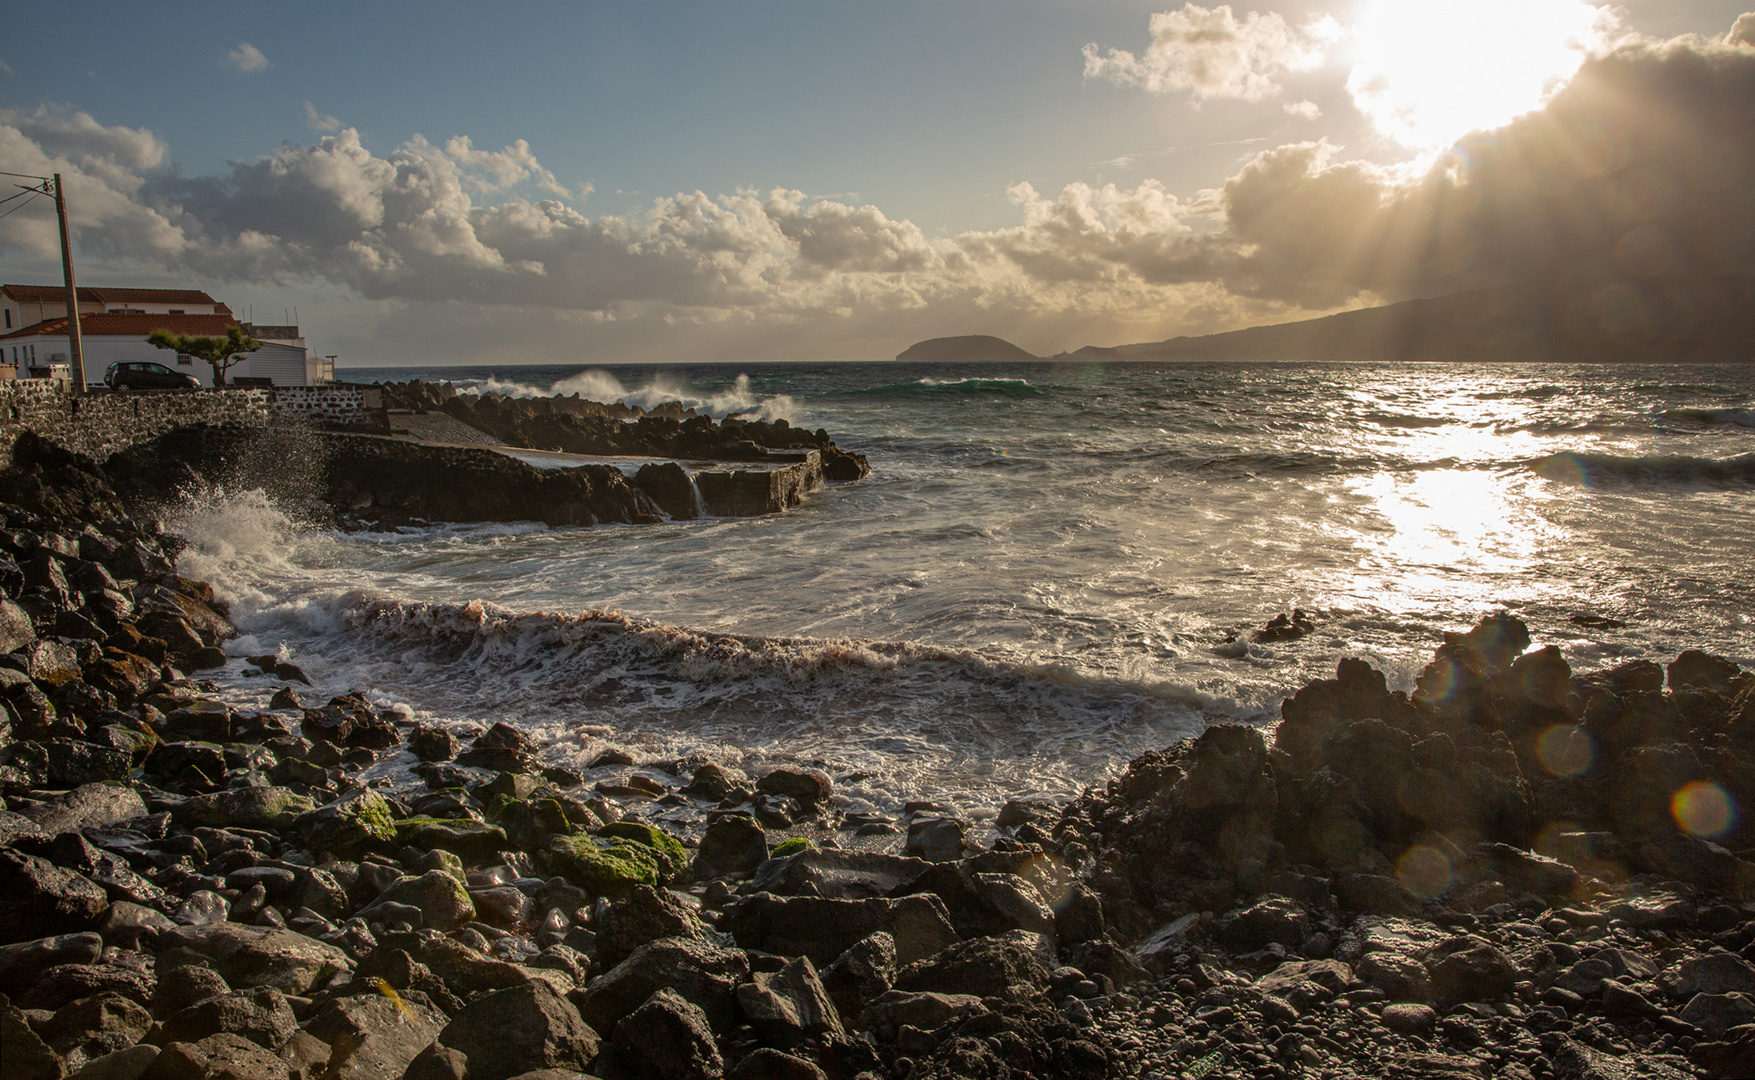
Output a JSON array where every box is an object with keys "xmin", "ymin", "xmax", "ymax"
[
  {"xmin": 3, "ymin": 310, "xmax": 10, "ymax": 328},
  {"xmin": 168, "ymin": 309, "xmax": 184, "ymax": 315},
  {"xmin": 176, "ymin": 354, "xmax": 192, "ymax": 366}
]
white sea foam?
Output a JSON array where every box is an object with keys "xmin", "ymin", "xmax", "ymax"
[{"xmin": 461, "ymin": 370, "xmax": 798, "ymax": 422}]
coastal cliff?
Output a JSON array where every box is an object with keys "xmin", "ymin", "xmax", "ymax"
[{"xmin": 0, "ymin": 430, "xmax": 1752, "ymax": 1078}]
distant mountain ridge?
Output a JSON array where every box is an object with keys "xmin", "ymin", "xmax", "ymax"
[{"xmin": 897, "ymin": 276, "xmax": 1755, "ymax": 364}]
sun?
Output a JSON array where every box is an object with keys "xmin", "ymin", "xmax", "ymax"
[{"xmin": 1345, "ymin": 0, "xmax": 1622, "ymax": 151}]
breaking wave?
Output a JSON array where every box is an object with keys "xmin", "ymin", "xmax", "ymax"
[{"xmin": 460, "ymin": 371, "xmax": 798, "ymax": 421}]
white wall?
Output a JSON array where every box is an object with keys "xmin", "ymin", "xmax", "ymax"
[
  {"xmin": 6, "ymin": 334, "xmax": 310, "ymax": 387},
  {"xmin": 211, "ymin": 342, "xmax": 309, "ymax": 387}
]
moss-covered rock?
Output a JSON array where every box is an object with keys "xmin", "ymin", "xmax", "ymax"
[
  {"xmin": 296, "ymin": 789, "xmax": 397, "ymax": 856},
  {"xmin": 488, "ymin": 795, "xmax": 579, "ymax": 851},
  {"xmin": 548, "ymin": 834, "xmax": 662, "ymax": 893},
  {"xmin": 394, "ymin": 817, "xmax": 509, "ymax": 865},
  {"xmin": 597, "ymin": 821, "xmax": 689, "ymax": 882},
  {"xmin": 771, "ymin": 837, "xmax": 814, "ymax": 858},
  {"xmin": 175, "ymin": 786, "xmax": 317, "ymax": 831}
]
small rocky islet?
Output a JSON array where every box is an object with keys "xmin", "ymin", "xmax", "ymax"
[{"xmin": 0, "ymin": 434, "xmax": 1753, "ymax": 1079}]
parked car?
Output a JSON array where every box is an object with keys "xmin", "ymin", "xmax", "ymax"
[{"xmin": 104, "ymin": 361, "xmax": 200, "ymax": 390}]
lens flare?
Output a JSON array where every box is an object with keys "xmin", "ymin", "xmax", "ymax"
[
  {"xmin": 1397, "ymin": 845, "xmax": 1455, "ymax": 899},
  {"xmin": 1672, "ymin": 781, "xmax": 1736, "ymax": 839},
  {"xmin": 1536, "ymin": 724, "xmax": 1594, "ymax": 777}
]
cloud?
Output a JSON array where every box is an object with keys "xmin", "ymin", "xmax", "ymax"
[
  {"xmin": 442, "ymin": 136, "xmax": 571, "ymax": 198},
  {"xmin": 1283, "ymin": 100, "xmax": 1320, "ymax": 119},
  {"xmin": 227, "ymin": 43, "xmax": 269, "ymax": 73},
  {"xmin": 0, "ymin": 105, "xmax": 166, "ymax": 170},
  {"xmin": 1732, "ymin": 13, "xmax": 1755, "ymax": 47},
  {"xmin": 1084, "ymin": 4, "xmax": 1340, "ymax": 101},
  {"xmin": 0, "ymin": 32, "xmax": 1750, "ymax": 359},
  {"xmin": 304, "ymin": 102, "xmax": 341, "ymax": 133},
  {"xmin": 0, "ymin": 59, "xmax": 13, "ymax": 77}
]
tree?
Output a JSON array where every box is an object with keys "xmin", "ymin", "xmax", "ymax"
[{"xmin": 146, "ymin": 325, "xmax": 261, "ymax": 388}]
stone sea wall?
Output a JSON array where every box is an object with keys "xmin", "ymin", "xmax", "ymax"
[{"xmin": 0, "ymin": 383, "xmax": 386, "ymax": 468}]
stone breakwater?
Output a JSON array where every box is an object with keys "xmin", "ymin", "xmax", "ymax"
[
  {"xmin": 380, "ymin": 379, "xmax": 864, "ymax": 467},
  {"xmin": 2, "ymin": 442, "xmax": 1755, "ymax": 1078}
]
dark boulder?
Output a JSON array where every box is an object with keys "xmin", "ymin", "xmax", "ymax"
[
  {"xmin": 436, "ymin": 981, "xmax": 601, "ymax": 1080},
  {"xmin": 0, "ymin": 850, "xmax": 109, "ymax": 941},
  {"xmin": 606, "ymin": 988, "xmax": 722, "ymax": 1080}
]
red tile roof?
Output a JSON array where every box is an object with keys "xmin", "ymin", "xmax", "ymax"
[
  {"xmin": 1, "ymin": 284, "xmax": 222, "ymax": 305},
  {"xmin": 0, "ymin": 312, "xmax": 241, "ymax": 340}
]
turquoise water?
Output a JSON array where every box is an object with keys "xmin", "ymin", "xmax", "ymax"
[{"xmin": 174, "ymin": 359, "xmax": 1755, "ymax": 812}]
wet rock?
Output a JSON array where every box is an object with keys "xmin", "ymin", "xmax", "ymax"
[
  {"xmin": 301, "ymin": 990, "xmax": 447, "ymax": 1080},
  {"xmin": 606, "ymin": 987, "xmax": 722, "ymax": 1080},
  {"xmin": 735, "ymin": 955, "xmax": 846, "ymax": 1049},
  {"xmin": 1256, "ymin": 609, "xmax": 1316, "ymax": 643},
  {"xmin": 44, "ymin": 740, "xmax": 131, "ymax": 787},
  {"xmin": 153, "ymin": 924, "xmax": 350, "ymax": 996},
  {"xmin": 173, "ymin": 787, "xmax": 315, "ymax": 833},
  {"xmin": 394, "ymin": 818, "xmax": 508, "ymax": 865},
  {"xmin": 570, "ymin": 936, "xmax": 750, "ymax": 1035},
  {"xmin": 160, "ymin": 987, "xmax": 297, "ymax": 1052},
  {"xmin": 20, "ymin": 783, "xmax": 148, "ymax": 838},
  {"xmin": 903, "ymin": 817, "xmax": 967, "ymax": 863},
  {"xmin": 360, "ymin": 871, "xmax": 475, "ymax": 932},
  {"xmin": 749, "ymin": 848, "xmax": 926, "ymax": 900},
  {"xmin": 293, "ymin": 789, "xmax": 395, "ymax": 858},
  {"xmin": 724, "ymin": 894, "xmax": 958, "ymax": 967},
  {"xmin": 0, "ymin": 850, "xmax": 110, "ymax": 941},
  {"xmin": 140, "ymin": 1033, "xmax": 289, "ymax": 1080},
  {"xmin": 591, "ymin": 884, "xmax": 708, "ymax": 970},
  {"xmin": 408, "ymin": 726, "xmax": 459, "ymax": 762},
  {"xmin": 755, "ymin": 768, "xmax": 832, "ymax": 808},
  {"xmin": 694, "ymin": 814, "xmax": 768, "ymax": 877},
  {"xmin": 436, "ymin": 981, "xmax": 600, "ymax": 1080}
]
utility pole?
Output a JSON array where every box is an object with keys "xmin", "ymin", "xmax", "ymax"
[{"xmin": 51, "ymin": 174, "xmax": 85, "ymax": 393}]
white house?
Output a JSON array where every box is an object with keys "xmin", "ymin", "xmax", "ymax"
[
  {"xmin": 0, "ymin": 285, "xmax": 228, "ymax": 332},
  {"xmin": 0, "ymin": 285, "xmax": 334, "ymax": 387}
]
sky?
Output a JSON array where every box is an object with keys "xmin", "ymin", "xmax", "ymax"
[{"xmin": 1, "ymin": 1, "xmax": 1752, "ymax": 365}]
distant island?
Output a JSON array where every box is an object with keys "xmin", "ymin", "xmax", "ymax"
[
  {"xmin": 895, "ymin": 335, "xmax": 1042, "ymax": 363},
  {"xmin": 899, "ymin": 274, "xmax": 1755, "ymax": 363}
]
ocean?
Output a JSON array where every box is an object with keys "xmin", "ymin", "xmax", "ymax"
[{"xmin": 170, "ymin": 359, "xmax": 1755, "ymax": 821}]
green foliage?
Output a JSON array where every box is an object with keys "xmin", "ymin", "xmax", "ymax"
[
  {"xmin": 549, "ymin": 834, "xmax": 661, "ymax": 893},
  {"xmin": 596, "ymin": 820, "xmax": 689, "ymax": 882},
  {"xmin": 146, "ymin": 325, "xmax": 261, "ymax": 386},
  {"xmin": 771, "ymin": 837, "xmax": 814, "ymax": 858}
]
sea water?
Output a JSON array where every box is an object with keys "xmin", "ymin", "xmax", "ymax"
[{"xmin": 168, "ymin": 360, "xmax": 1755, "ymax": 817}]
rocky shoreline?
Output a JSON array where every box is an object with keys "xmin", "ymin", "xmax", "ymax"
[{"xmin": 2, "ymin": 436, "xmax": 1754, "ymax": 1079}]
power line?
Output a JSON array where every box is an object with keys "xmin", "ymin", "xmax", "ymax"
[{"xmin": 0, "ymin": 191, "xmax": 43, "ymax": 223}]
